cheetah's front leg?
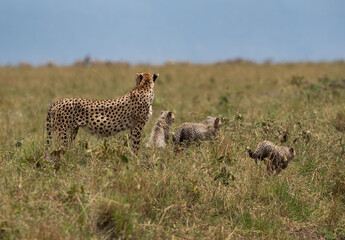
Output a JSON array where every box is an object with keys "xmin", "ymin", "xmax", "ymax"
[{"xmin": 130, "ymin": 122, "xmax": 145, "ymax": 155}]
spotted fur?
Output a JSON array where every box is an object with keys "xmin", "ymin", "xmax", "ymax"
[
  {"xmin": 247, "ymin": 140, "xmax": 295, "ymax": 174},
  {"xmin": 46, "ymin": 72, "xmax": 158, "ymax": 155},
  {"xmin": 146, "ymin": 110, "xmax": 175, "ymax": 148},
  {"xmin": 174, "ymin": 116, "xmax": 222, "ymax": 144}
]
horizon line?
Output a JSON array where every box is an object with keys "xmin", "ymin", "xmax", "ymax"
[{"xmin": 1, "ymin": 57, "xmax": 345, "ymax": 68}]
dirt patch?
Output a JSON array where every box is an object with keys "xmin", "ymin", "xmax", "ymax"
[{"xmin": 294, "ymin": 228, "xmax": 326, "ymax": 240}]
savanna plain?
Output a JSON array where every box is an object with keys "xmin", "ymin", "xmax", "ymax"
[{"xmin": 0, "ymin": 61, "xmax": 345, "ymax": 239}]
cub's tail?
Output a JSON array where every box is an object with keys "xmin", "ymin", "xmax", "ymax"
[
  {"xmin": 247, "ymin": 146, "xmax": 259, "ymax": 164},
  {"xmin": 247, "ymin": 146, "xmax": 255, "ymax": 158}
]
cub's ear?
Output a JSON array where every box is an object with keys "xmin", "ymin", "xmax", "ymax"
[
  {"xmin": 167, "ymin": 111, "xmax": 172, "ymax": 118},
  {"xmin": 289, "ymin": 147, "xmax": 295, "ymax": 155},
  {"xmin": 153, "ymin": 73, "xmax": 159, "ymax": 82},
  {"xmin": 214, "ymin": 117, "xmax": 222, "ymax": 128}
]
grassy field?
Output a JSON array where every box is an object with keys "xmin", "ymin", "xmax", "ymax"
[{"xmin": 0, "ymin": 61, "xmax": 345, "ymax": 239}]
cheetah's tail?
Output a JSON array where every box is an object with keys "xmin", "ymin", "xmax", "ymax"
[
  {"xmin": 172, "ymin": 133, "xmax": 176, "ymax": 144},
  {"xmin": 247, "ymin": 146, "xmax": 259, "ymax": 165},
  {"xmin": 46, "ymin": 106, "xmax": 53, "ymax": 146},
  {"xmin": 173, "ymin": 130, "xmax": 181, "ymax": 145}
]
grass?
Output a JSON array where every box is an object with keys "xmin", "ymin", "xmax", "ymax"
[{"xmin": 0, "ymin": 61, "xmax": 345, "ymax": 239}]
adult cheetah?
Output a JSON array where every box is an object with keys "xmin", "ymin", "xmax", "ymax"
[{"xmin": 46, "ymin": 72, "xmax": 158, "ymax": 155}]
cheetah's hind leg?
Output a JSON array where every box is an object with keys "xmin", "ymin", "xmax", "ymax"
[{"xmin": 54, "ymin": 127, "xmax": 79, "ymax": 149}]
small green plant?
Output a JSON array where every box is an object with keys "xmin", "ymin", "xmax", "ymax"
[
  {"xmin": 270, "ymin": 180, "xmax": 311, "ymax": 221},
  {"xmin": 214, "ymin": 166, "xmax": 235, "ymax": 186},
  {"xmin": 332, "ymin": 111, "xmax": 345, "ymax": 132},
  {"xmin": 95, "ymin": 201, "xmax": 134, "ymax": 239},
  {"xmin": 290, "ymin": 75, "xmax": 306, "ymax": 87},
  {"xmin": 216, "ymin": 92, "xmax": 231, "ymax": 113}
]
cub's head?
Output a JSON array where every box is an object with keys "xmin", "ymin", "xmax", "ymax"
[
  {"xmin": 160, "ymin": 110, "xmax": 175, "ymax": 126},
  {"xmin": 136, "ymin": 72, "xmax": 159, "ymax": 86},
  {"xmin": 214, "ymin": 117, "xmax": 222, "ymax": 129},
  {"xmin": 288, "ymin": 147, "xmax": 296, "ymax": 160},
  {"xmin": 204, "ymin": 116, "xmax": 222, "ymax": 129},
  {"xmin": 283, "ymin": 147, "xmax": 296, "ymax": 165}
]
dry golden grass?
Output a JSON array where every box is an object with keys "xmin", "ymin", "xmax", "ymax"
[{"xmin": 0, "ymin": 61, "xmax": 345, "ymax": 239}]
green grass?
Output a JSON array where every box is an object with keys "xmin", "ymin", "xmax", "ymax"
[{"xmin": 0, "ymin": 62, "xmax": 345, "ymax": 239}]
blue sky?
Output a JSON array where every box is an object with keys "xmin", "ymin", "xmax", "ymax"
[{"xmin": 1, "ymin": 0, "xmax": 344, "ymax": 65}]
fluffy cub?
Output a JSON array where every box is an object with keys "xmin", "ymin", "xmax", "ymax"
[
  {"xmin": 174, "ymin": 116, "xmax": 222, "ymax": 144},
  {"xmin": 146, "ymin": 111, "xmax": 175, "ymax": 148},
  {"xmin": 247, "ymin": 140, "xmax": 295, "ymax": 174}
]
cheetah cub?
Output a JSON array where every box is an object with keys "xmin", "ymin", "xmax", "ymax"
[
  {"xmin": 247, "ymin": 140, "xmax": 295, "ymax": 174},
  {"xmin": 174, "ymin": 116, "xmax": 222, "ymax": 145},
  {"xmin": 146, "ymin": 111, "xmax": 175, "ymax": 148}
]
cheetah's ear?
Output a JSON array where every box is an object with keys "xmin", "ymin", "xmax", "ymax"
[
  {"xmin": 167, "ymin": 111, "xmax": 172, "ymax": 118},
  {"xmin": 136, "ymin": 73, "xmax": 143, "ymax": 86},
  {"xmin": 137, "ymin": 73, "xmax": 143, "ymax": 82},
  {"xmin": 153, "ymin": 73, "xmax": 159, "ymax": 82}
]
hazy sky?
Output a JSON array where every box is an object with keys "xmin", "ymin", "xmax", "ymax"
[{"xmin": 1, "ymin": 0, "xmax": 344, "ymax": 65}]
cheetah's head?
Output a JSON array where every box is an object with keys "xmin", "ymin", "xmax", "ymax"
[{"xmin": 136, "ymin": 72, "xmax": 159, "ymax": 86}]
